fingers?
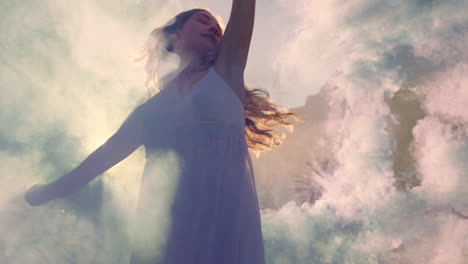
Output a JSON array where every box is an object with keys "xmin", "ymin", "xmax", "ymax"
[{"xmin": 24, "ymin": 184, "xmax": 47, "ymax": 207}]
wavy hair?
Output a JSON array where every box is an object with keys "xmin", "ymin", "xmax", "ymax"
[{"xmin": 134, "ymin": 8, "xmax": 302, "ymax": 155}]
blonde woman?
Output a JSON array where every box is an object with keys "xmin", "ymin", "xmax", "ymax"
[{"xmin": 26, "ymin": 1, "xmax": 299, "ymax": 263}]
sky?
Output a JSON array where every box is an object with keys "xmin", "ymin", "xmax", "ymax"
[{"xmin": 1, "ymin": 0, "xmax": 468, "ymax": 263}]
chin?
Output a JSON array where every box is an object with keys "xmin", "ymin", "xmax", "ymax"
[{"xmin": 193, "ymin": 43, "xmax": 217, "ymax": 55}]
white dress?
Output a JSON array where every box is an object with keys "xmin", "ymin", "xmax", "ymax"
[{"xmin": 128, "ymin": 66, "xmax": 265, "ymax": 264}]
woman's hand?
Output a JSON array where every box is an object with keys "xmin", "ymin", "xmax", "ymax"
[{"xmin": 24, "ymin": 184, "xmax": 53, "ymax": 207}]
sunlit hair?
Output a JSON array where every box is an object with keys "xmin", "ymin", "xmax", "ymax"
[{"xmin": 134, "ymin": 8, "xmax": 302, "ymax": 155}]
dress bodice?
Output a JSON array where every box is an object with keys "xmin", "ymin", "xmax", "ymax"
[{"xmin": 141, "ymin": 66, "xmax": 246, "ymax": 149}]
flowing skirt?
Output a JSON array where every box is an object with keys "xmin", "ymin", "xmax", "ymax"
[{"xmin": 130, "ymin": 123, "xmax": 265, "ymax": 264}]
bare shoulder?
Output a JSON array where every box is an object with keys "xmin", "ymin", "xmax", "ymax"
[
  {"xmin": 134, "ymin": 90, "xmax": 166, "ymax": 119},
  {"xmin": 213, "ymin": 61, "xmax": 247, "ymax": 105}
]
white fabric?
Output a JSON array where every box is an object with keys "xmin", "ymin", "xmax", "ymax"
[{"xmin": 130, "ymin": 66, "xmax": 265, "ymax": 264}]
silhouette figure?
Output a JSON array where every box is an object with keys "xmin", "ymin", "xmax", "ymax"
[{"xmin": 25, "ymin": 2, "xmax": 299, "ymax": 263}]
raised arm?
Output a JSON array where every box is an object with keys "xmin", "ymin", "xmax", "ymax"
[
  {"xmin": 215, "ymin": 0, "xmax": 256, "ymax": 99},
  {"xmin": 25, "ymin": 105, "xmax": 145, "ymax": 206}
]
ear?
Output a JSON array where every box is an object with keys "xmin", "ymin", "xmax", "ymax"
[{"xmin": 165, "ymin": 33, "xmax": 179, "ymax": 52}]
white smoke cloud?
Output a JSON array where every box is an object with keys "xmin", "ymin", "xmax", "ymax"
[
  {"xmin": 410, "ymin": 63, "xmax": 468, "ymax": 216},
  {"xmin": 3, "ymin": 0, "xmax": 468, "ymax": 263},
  {"xmin": 258, "ymin": 0, "xmax": 468, "ymax": 263},
  {"xmin": 431, "ymin": 217, "xmax": 468, "ymax": 264},
  {"xmin": 271, "ymin": 0, "xmax": 362, "ymax": 108},
  {"xmin": 412, "ymin": 117, "xmax": 467, "ymax": 197}
]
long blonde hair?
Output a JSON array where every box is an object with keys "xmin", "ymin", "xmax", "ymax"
[{"xmin": 134, "ymin": 8, "xmax": 302, "ymax": 155}]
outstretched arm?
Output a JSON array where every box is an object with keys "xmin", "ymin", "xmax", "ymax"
[
  {"xmin": 218, "ymin": 0, "xmax": 255, "ymax": 71},
  {"xmin": 215, "ymin": 0, "xmax": 256, "ymax": 101},
  {"xmin": 25, "ymin": 105, "xmax": 145, "ymax": 206}
]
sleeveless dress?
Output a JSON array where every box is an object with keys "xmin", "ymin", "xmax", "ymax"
[{"xmin": 129, "ymin": 66, "xmax": 265, "ymax": 264}]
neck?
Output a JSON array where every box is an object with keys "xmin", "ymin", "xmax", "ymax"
[{"xmin": 176, "ymin": 48, "xmax": 217, "ymax": 77}]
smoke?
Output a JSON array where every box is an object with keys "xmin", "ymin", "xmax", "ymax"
[
  {"xmin": 0, "ymin": 0, "xmax": 174, "ymax": 262},
  {"xmin": 259, "ymin": 0, "xmax": 468, "ymax": 263},
  {"xmin": 2, "ymin": 0, "xmax": 468, "ymax": 263}
]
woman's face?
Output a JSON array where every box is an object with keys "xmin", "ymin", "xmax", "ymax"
[{"xmin": 174, "ymin": 11, "xmax": 223, "ymax": 55}]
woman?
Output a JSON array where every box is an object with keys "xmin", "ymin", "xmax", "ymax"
[{"xmin": 25, "ymin": 2, "xmax": 300, "ymax": 263}]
